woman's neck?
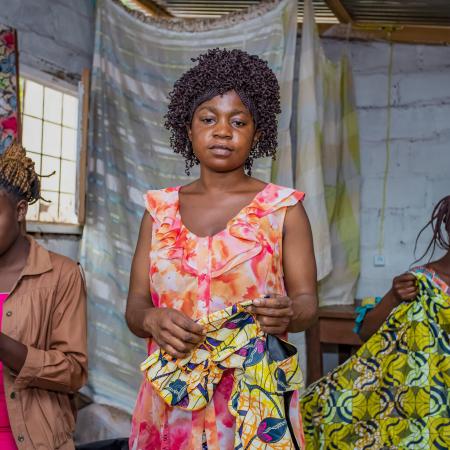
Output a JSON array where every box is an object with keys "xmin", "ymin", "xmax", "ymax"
[
  {"xmin": 426, "ymin": 251, "xmax": 450, "ymax": 284},
  {"xmin": 0, "ymin": 233, "xmax": 30, "ymax": 272},
  {"xmin": 196, "ymin": 167, "xmax": 252, "ymax": 193}
]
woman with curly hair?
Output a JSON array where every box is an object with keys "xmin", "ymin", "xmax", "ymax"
[
  {"xmin": 0, "ymin": 142, "xmax": 87, "ymax": 449},
  {"xmin": 126, "ymin": 48, "xmax": 318, "ymax": 449}
]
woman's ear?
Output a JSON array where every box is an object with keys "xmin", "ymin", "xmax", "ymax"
[
  {"xmin": 252, "ymin": 130, "xmax": 262, "ymax": 147},
  {"xmin": 16, "ymin": 199, "xmax": 28, "ymax": 223},
  {"xmin": 186, "ymin": 124, "xmax": 192, "ymax": 142}
]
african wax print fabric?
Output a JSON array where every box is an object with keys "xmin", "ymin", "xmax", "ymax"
[
  {"xmin": 142, "ymin": 301, "xmax": 303, "ymax": 450},
  {"xmin": 300, "ymin": 267, "xmax": 450, "ymax": 449}
]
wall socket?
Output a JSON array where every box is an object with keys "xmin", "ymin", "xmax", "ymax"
[{"xmin": 373, "ymin": 254, "xmax": 386, "ymax": 267}]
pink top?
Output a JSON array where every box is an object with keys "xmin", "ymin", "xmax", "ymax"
[{"xmin": 0, "ymin": 293, "xmax": 17, "ymax": 449}]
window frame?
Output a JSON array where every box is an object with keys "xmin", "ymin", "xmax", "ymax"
[{"xmin": 19, "ymin": 65, "xmax": 89, "ymax": 235}]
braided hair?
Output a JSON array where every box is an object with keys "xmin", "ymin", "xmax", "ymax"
[
  {"xmin": 164, "ymin": 48, "xmax": 281, "ymax": 175},
  {"xmin": 414, "ymin": 195, "xmax": 450, "ymax": 262},
  {"xmin": 0, "ymin": 141, "xmax": 41, "ymax": 204}
]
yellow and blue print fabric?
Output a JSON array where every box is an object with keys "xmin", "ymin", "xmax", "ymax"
[
  {"xmin": 141, "ymin": 301, "xmax": 303, "ymax": 450},
  {"xmin": 300, "ymin": 268, "xmax": 450, "ymax": 449},
  {"xmin": 353, "ymin": 296, "xmax": 382, "ymax": 334}
]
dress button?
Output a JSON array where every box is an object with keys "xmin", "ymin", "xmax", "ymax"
[
  {"xmin": 6, "ymin": 311, "xmax": 12, "ymax": 317},
  {"xmin": 10, "ymin": 392, "xmax": 15, "ymax": 399},
  {"xmin": 17, "ymin": 434, "xmax": 24, "ymax": 442}
]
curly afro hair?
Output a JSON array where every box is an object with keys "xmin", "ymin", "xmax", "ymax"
[{"xmin": 164, "ymin": 48, "xmax": 281, "ymax": 175}]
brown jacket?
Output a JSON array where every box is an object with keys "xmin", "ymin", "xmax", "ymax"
[{"xmin": 3, "ymin": 236, "xmax": 87, "ymax": 449}]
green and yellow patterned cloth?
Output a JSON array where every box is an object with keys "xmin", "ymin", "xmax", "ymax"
[{"xmin": 301, "ymin": 267, "xmax": 450, "ymax": 449}]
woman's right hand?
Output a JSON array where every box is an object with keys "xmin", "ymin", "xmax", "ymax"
[
  {"xmin": 145, "ymin": 308, "xmax": 205, "ymax": 359},
  {"xmin": 392, "ymin": 273, "xmax": 418, "ymax": 303}
]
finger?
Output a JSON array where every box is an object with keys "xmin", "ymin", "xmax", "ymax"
[
  {"xmin": 253, "ymin": 296, "xmax": 290, "ymax": 308},
  {"xmin": 173, "ymin": 313, "xmax": 204, "ymax": 336},
  {"xmin": 260, "ymin": 326, "xmax": 286, "ymax": 336},
  {"xmin": 399, "ymin": 273, "xmax": 417, "ymax": 282},
  {"xmin": 162, "ymin": 332, "xmax": 195, "ymax": 355},
  {"xmin": 398, "ymin": 286, "xmax": 418, "ymax": 297},
  {"xmin": 250, "ymin": 306, "xmax": 293, "ymax": 318},
  {"xmin": 170, "ymin": 323, "xmax": 204, "ymax": 345},
  {"xmin": 255, "ymin": 315, "xmax": 290, "ymax": 327},
  {"xmin": 396, "ymin": 277, "xmax": 416, "ymax": 285},
  {"xmin": 163, "ymin": 344, "xmax": 188, "ymax": 359},
  {"xmin": 400, "ymin": 290, "xmax": 418, "ymax": 300},
  {"xmin": 395, "ymin": 280, "xmax": 416, "ymax": 290}
]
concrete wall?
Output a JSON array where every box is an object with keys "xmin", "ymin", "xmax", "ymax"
[
  {"xmin": 0, "ymin": 0, "xmax": 95, "ymax": 82},
  {"xmin": 323, "ymin": 39, "xmax": 450, "ymax": 298},
  {"xmin": 0, "ymin": 0, "xmax": 95, "ymax": 260},
  {"xmin": 291, "ymin": 37, "xmax": 450, "ymax": 376}
]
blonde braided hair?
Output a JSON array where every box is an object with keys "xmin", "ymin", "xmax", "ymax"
[{"xmin": 0, "ymin": 141, "xmax": 41, "ymax": 204}]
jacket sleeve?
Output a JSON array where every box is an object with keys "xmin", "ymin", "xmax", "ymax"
[{"xmin": 14, "ymin": 263, "xmax": 88, "ymax": 393}]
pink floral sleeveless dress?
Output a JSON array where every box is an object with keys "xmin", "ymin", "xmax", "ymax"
[{"xmin": 130, "ymin": 183, "xmax": 305, "ymax": 450}]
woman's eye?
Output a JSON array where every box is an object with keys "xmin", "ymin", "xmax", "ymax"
[
  {"xmin": 201, "ymin": 118, "xmax": 214, "ymax": 124},
  {"xmin": 233, "ymin": 120, "xmax": 245, "ymax": 127}
]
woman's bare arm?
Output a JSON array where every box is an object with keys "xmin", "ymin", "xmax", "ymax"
[
  {"xmin": 283, "ymin": 203, "xmax": 318, "ymax": 333},
  {"xmin": 125, "ymin": 211, "xmax": 154, "ymax": 338}
]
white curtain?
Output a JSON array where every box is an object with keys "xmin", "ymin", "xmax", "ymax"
[
  {"xmin": 296, "ymin": 0, "xmax": 361, "ymax": 305},
  {"xmin": 80, "ymin": 0, "xmax": 298, "ymax": 413}
]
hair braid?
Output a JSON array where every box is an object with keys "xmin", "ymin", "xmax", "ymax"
[
  {"xmin": 414, "ymin": 195, "xmax": 450, "ymax": 263},
  {"xmin": 0, "ymin": 141, "xmax": 41, "ymax": 204}
]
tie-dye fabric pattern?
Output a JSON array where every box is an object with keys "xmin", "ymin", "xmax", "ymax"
[
  {"xmin": 130, "ymin": 183, "xmax": 305, "ymax": 450},
  {"xmin": 142, "ymin": 301, "xmax": 303, "ymax": 449},
  {"xmin": 300, "ymin": 267, "xmax": 450, "ymax": 449}
]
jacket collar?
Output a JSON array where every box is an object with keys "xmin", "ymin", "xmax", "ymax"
[{"xmin": 21, "ymin": 235, "xmax": 53, "ymax": 277}]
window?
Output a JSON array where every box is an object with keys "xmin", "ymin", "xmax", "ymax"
[{"xmin": 19, "ymin": 77, "xmax": 81, "ymax": 225}]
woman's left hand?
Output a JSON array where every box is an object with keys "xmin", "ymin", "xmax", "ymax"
[{"xmin": 249, "ymin": 295, "xmax": 293, "ymax": 335}]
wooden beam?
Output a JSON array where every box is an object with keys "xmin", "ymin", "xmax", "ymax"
[
  {"xmin": 315, "ymin": 23, "xmax": 450, "ymax": 45},
  {"xmin": 136, "ymin": 0, "xmax": 173, "ymax": 17},
  {"xmin": 78, "ymin": 68, "xmax": 90, "ymax": 226},
  {"xmin": 324, "ymin": 0, "xmax": 353, "ymax": 23}
]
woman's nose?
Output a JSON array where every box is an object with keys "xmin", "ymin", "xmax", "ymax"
[{"xmin": 213, "ymin": 119, "xmax": 232, "ymax": 139}]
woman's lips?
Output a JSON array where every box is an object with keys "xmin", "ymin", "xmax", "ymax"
[{"xmin": 209, "ymin": 146, "xmax": 233, "ymax": 157}]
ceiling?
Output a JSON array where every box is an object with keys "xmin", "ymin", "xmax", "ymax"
[
  {"xmin": 340, "ymin": 0, "xmax": 450, "ymax": 26},
  {"xmin": 125, "ymin": 0, "xmax": 450, "ymax": 26},
  {"xmin": 155, "ymin": 0, "xmax": 338, "ymax": 23}
]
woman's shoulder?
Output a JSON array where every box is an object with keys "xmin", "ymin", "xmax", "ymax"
[
  {"xmin": 143, "ymin": 186, "xmax": 180, "ymax": 222},
  {"xmin": 252, "ymin": 183, "xmax": 305, "ymax": 215}
]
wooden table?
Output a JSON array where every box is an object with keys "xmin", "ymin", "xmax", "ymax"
[{"xmin": 305, "ymin": 303, "xmax": 363, "ymax": 385}]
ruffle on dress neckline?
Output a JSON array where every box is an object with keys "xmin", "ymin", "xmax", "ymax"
[{"xmin": 144, "ymin": 184, "xmax": 304, "ymax": 278}]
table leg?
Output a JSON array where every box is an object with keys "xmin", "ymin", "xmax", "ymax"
[{"xmin": 305, "ymin": 322, "xmax": 322, "ymax": 385}]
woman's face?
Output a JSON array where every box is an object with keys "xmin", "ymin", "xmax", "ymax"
[
  {"xmin": 0, "ymin": 191, "xmax": 26, "ymax": 257},
  {"xmin": 188, "ymin": 90, "xmax": 259, "ymax": 173}
]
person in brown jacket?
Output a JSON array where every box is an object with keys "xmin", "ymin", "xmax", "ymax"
[{"xmin": 0, "ymin": 142, "xmax": 87, "ymax": 449}]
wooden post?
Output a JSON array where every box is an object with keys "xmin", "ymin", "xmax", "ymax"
[{"xmin": 78, "ymin": 68, "xmax": 90, "ymax": 225}]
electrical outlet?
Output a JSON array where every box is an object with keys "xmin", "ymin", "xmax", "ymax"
[{"xmin": 373, "ymin": 254, "xmax": 385, "ymax": 267}]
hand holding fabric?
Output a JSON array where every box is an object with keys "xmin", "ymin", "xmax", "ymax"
[
  {"xmin": 392, "ymin": 273, "xmax": 418, "ymax": 303},
  {"xmin": 249, "ymin": 294, "xmax": 293, "ymax": 335},
  {"xmin": 146, "ymin": 308, "xmax": 205, "ymax": 359}
]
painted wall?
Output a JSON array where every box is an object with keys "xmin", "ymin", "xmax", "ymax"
[
  {"xmin": 0, "ymin": 0, "xmax": 95, "ymax": 82},
  {"xmin": 323, "ymin": 39, "xmax": 450, "ymax": 298},
  {"xmin": 0, "ymin": 0, "xmax": 95, "ymax": 260},
  {"xmin": 291, "ymin": 36, "xmax": 450, "ymax": 375}
]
